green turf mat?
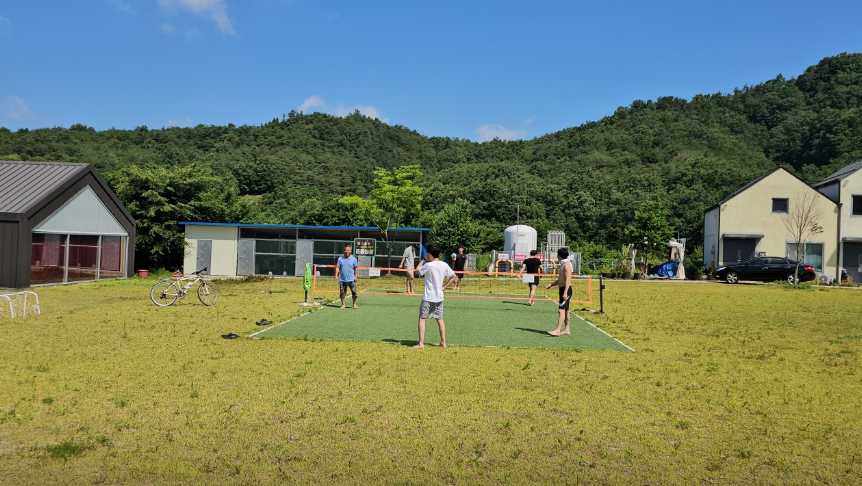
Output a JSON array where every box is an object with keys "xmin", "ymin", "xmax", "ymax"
[{"xmin": 254, "ymin": 295, "xmax": 631, "ymax": 351}]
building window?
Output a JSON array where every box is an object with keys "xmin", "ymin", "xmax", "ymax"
[
  {"xmin": 67, "ymin": 235, "xmax": 100, "ymax": 282},
  {"xmin": 786, "ymin": 242, "xmax": 823, "ymax": 272},
  {"xmin": 772, "ymin": 198, "xmax": 789, "ymax": 213},
  {"xmin": 31, "ymin": 234, "xmax": 67, "ymax": 284},
  {"xmin": 853, "ymin": 195, "xmax": 862, "ymax": 216},
  {"xmin": 100, "ymin": 236, "xmax": 125, "ymax": 279},
  {"xmin": 254, "ymin": 239, "xmax": 295, "ymax": 276}
]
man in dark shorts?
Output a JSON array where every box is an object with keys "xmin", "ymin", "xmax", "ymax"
[
  {"xmin": 334, "ymin": 244, "xmax": 359, "ymax": 309},
  {"xmin": 521, "ymin": 249, "xmax": 543, "ymax": 305},
  {"xmin": 546, "ymin": 247, "xmax": 573, "ymax": 336},
  {"xmin": 453, "ymin": 246, "xmax": 467, "ymax": 290}
]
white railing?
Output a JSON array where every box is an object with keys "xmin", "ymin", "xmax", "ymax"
[{"xmin": 0, "ymin": 291, "xmax": 41, "ymax": 319}]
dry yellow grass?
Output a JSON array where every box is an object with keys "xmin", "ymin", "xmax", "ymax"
[{"xmin": 0, "ymin": 278, "xmax": 860, "ymax": 484}]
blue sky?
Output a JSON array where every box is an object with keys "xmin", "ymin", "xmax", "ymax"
[{"xmin": 1, "ymin": 0, "xmax": 861, "ymax": 141}]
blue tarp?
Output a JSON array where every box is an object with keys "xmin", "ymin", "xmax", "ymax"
[{"xmin": 655, "ymin": 261, "xmax": 679, "ymax": 278}]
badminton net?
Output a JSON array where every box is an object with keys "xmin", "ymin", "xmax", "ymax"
[{"xmin": 312, "ymin": 265, "xmax": 593, "ymax": 305}]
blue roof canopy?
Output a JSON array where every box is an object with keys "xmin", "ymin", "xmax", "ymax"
[{"xmin": 179, "ymin": 221, "xmax": 431, "ymax": 232}]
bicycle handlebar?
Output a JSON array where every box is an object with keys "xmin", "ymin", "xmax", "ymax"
[{"xmin": 192, "ymin": 267, "xmax": 208, "ymax": 275}]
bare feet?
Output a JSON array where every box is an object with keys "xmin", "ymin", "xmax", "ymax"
[
  {"xmin": 439, "ymin": 342, "xmax": 447, "ymax": 349},
  {"xmin": 340, "ymin": 304, "xmax": 346, "ymax": 309},
  {"xmin": 548, "ymin": 329, "xmax": 562, "ymax": 336},
  {"xmin": 412, "ymin": 344, "xmax": 425, "ymax": 349},
  {"xmin": 559, "ymin": 329, "xmax": 571, "ymax": 336},
  {"xmin": 352, "ymin": 304, "xmax": 359, "ymax": 309}
]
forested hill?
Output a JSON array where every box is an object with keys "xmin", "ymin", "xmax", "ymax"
[{"xmin": 2, "ymin": 53, "xmax": 861, "ymax": 268}]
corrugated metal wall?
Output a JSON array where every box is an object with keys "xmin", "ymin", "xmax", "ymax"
[{"xmin": 0, "ymin": 221, "xmax": 21, "ymax": 288}]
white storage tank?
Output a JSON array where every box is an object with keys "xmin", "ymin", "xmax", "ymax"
[{"xmin": 503, "ymin": 225, "xmax": 537, "ymax": 262}]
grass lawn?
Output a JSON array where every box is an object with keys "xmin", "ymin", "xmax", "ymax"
[{"xmin": 0, "ymin": 278, "xmax": 860, "ymax": 484}]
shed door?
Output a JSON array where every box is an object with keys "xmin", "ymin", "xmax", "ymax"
[
  {"xmin": 722, "ymin": 238, "xmax": 757, "ymax": 265},
  {"xmin": 295, "ymin": 239, "xmax": 313, "ymax": 277},
  {"xmin": 237, "ymin": 239, "xmax": 255, "ymax": 276},
  {"xmin": 196, "ymin": 240, "xmax": 212, "ymax": 274}
]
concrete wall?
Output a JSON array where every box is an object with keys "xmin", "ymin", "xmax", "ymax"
[
  {"xmin": 719, "ymin": 169, "xmax": 839, "ymax": 278},
  {"xmin": 184, "ymin": 225, "xmax": 238, "ymax": 276},
  {"xmin": 838, "ymin": 169, "xmax": 862, "ymax": 241},
  {"xmin": 703, "ymin": 207, "xmax": 719, "ymax": 270}
]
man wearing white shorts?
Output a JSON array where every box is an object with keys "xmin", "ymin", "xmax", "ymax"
[{"xmin": 415, "ymin": 245, "xmax": 456, "ymax": 349}]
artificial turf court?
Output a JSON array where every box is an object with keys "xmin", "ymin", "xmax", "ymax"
[{"xmin": 253, "ymin": 294, "xmax": 632, "ymax": 351}]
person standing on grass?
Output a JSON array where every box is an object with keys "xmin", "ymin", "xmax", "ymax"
[
  {"xmin": 521, "ymin": 249, "xmax": 543, "ymax": 305},
  {"xmin": 415, "ymin": 245, "xmax": 457, "ymax": 349},
  {"xmin": 453, "ymin": 246, "xmax": 467, "ymax": 290},
  {"xmin": 335, "ymin": 244, "xmax": 359, "ymax": 309},
  {"xmin": 400, "ymin": 244, "xmax": 417, "ymax": 295},
  {"xmin": 546, "ymin": 247, "xmax": 573, "ymax": 336}
]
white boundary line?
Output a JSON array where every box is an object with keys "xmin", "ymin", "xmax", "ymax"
[
  {"xmin": 572, "ymin": 313, "xmax": 635, "ymax": 352},
  {"xmin": 247, "ymin": 305, "xmax": 329, "ymax": 338}
]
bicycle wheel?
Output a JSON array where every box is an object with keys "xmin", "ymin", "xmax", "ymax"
[
  {"xmin": 197, "ymin": 280, "xmax": 218, "ymax": 306},
  {"xmin": 150, "ymin": 279, "xmax": 180, "ymax": 307}
]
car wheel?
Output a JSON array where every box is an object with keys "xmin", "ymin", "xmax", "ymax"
[
  {"xmin": 786, "ymin": 274, "xmax": 798, "ymax": 285},
  {"xmin": 725, "ymin": 271, "xmax": 739, "ymax": 284}
]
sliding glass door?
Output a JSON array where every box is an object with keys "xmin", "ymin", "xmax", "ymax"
[{"xmin": 31, "ymin": 233, "xmax": 126, "ymax": 284}]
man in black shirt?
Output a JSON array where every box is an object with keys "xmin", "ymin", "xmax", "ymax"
[{"xmin": 521, "ymin": 249, "xmax": 543, "ymax": 305}]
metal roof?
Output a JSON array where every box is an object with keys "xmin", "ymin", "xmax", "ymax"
[
  {"xmin": 179, "ymin": 221, "xmax": 431, "ymax": 232},
  {"xmin": 0, "ymin": 160, "xmax": 89, "ymax": 214},
  {"xmin": 815, "ymin": 160, "xmax": 862, "ymax": 186}
]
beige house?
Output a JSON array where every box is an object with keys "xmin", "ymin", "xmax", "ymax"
[
  {"xmin": 704, "ymin": 167, "xmax": 840, "ymax": 280},
  {"xmin": 814, "ymin": 161, "xmax": 862, "ymax": 283}
]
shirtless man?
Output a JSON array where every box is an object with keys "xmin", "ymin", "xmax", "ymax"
[{"xmin": 545, "ymin": 247, "xmax": 573, "ymax": 336}]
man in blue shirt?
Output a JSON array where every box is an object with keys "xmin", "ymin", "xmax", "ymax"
[{"xmin": 335, "ymin": 244, "xmax": 359, "ymax": 309}]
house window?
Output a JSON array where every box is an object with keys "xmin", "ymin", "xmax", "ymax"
[
  {"xmin": 786, "ymin": 242, "xmax": 824, "ymax": 272},
  {"xmin": 772, "ymin": 198, "xmax": 789, "ymax": 213},
  {"xmin": 852, "ymin": 195, "xmax": 862, "ymax": 216}
]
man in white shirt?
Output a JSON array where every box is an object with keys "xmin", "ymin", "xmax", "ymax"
[
  {"xmin": 400, "ymin": 244, "xmax": 416, "ymax": 295},
  {"xmin": 415, "ymin": 245, "xmax": 457, "ymax": 349}
]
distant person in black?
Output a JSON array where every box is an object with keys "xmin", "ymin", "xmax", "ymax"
[
  {"xmin": 521, "ymin": 250, "xmax": 543, "ymax": 305},
  {"xmin": 453, "ymin": 246, "xmax": 467, "ymax": 290}
]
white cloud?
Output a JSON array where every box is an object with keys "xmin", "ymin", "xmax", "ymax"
[
  {"xmin": 107, "ymin": 0, "xmax": 136, "ymax": 15},
  {"xmin": 297, "ymin": 95, "xmax": 325, "ymax": 112},
  {"xmin": 476, "ymin": 124, "xmax": 526, "ymax": 142},
  {"xmin": 0, "ymin": 16, "xmax": 11, "ymax": 37},
  {"xmin": 295, "ymin": 95, "xmax": 387, "ymax": 121},
  {"xmin": 0, "ymin": 96, "xmax": 33, "ymax": 121},
  {"xmin": 334, "ymin": 104, "xmax": 385, "ymax": 121},
  {"xmin": 159, "ymin": 0, "xmax": 235, "ymax": 35}
]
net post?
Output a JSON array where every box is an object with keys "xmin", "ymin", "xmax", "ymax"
[{"xmin": 599, "ymin": 274, "xmax": 605, "ymax": 314}]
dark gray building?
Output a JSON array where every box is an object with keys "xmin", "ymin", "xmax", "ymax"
[{"xmin": 0, "ymin": 161, "xmax": 136, "ymax": 288}]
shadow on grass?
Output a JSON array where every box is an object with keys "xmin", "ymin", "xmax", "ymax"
[
  {"xmin": 501, "ymin": 301, "xmax": 532, "ymax": 306},
  {"xmin": 382, "ymin": 338, "xmax": 420, "ymax": 347},
  {"xmin": 514, "ymin": 327, "xmax": 552, "ymax": 336}
]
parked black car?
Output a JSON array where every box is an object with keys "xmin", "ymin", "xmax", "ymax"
[{"xmin": 715, "ymin": 256, "xmax": 816, "ymax": 284}]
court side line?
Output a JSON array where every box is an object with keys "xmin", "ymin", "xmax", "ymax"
[
  {"xmin": 248, "ymin": 306, "xmax": 328, "ymax": 338},
  {"xmin": 573, "ymin": 313, "xmax": 635, "ymax": 352}
]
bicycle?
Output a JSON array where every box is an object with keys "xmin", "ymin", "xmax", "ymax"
[{"xmin": 149, "ymin": 267, "xmax": 218, "ymax": 307}]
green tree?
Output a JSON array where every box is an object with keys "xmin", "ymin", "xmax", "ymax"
[
  {"xmin": 338, "ymin": 164, "xmax": 423, "ymax": 237},
  {"xmin": 109, "ymin": 164, "xmax": 249, "ymax": 269},
  {"xmin": 428, "ymin": 199, "xmax": 482, "ymax": 253}
]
